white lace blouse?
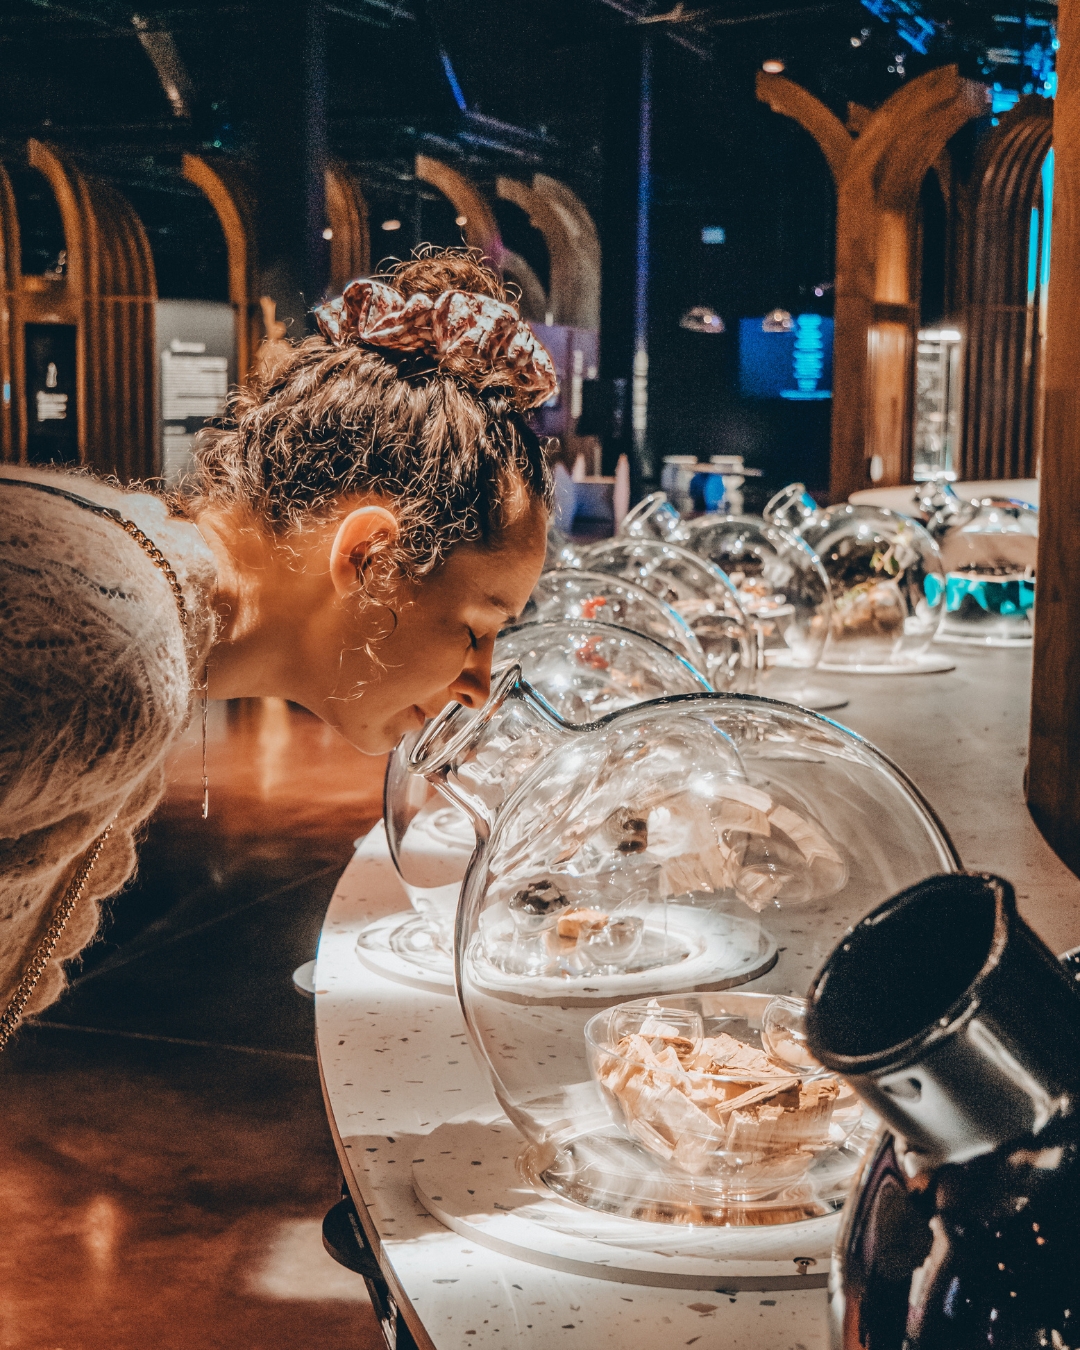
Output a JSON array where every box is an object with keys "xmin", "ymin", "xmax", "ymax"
[{"xmin": 0, "ymin": 467, "xmax": 217, "ymax": 1018}]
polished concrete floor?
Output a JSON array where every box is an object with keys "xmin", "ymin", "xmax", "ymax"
[{"xmin": 0, "ymin": 699, "xmax": 388, "ymax": 1350}]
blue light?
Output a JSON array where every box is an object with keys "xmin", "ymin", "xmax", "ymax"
[
  {"xmin": 781, "ymin": 314, "xmax": 832, "ymax": 400},
  {"xmin": 701, "ymin": 226, "xmax": 726, "ymax": 245},
  {"xmin": 1041, "ymin": 149, "xmax": 1054, "ymax": 291},
  {"xmin": 860, "ymin": 0, "xmax": 938, "ymax": 55},
  {"xmin": 439, "ymin": 48, "xmax": 468, "ymax": 113},
  {"xmin": 992, "ymin": 88, "xmax": 1021, "ymax": 113},
  {"xmin": 1027, "ymin": 207, "xmax": 1040, "ymax": 299},
  {"xmin": 740, "ymin": 315, "xmax": 833, "ymax": 399}
]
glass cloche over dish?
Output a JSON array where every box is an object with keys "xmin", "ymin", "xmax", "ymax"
[
  {"xmin": 411, "ymin": 669, "xmax": 959, "ymax": 1225},
  {"xmin": 524, "ymin": 569, "xmax": 708, "ymax": 675},
  {"xmin": 616, "ymin": 491, "xmax": 838, "ymax": 706},
  {"xmin": 576, "ymin": 537, "xmax": 755, "ymax": 692},
  {"xmin": 765, "ymin": 484, "xmax": 947, "ymax": 673},
  {"xmin": 932, "ymin": 497, "xmax": 1038, "ymax": 646},
  {"xmin": 376, "ymin": 621, "xmax": 712, "ymax": 977}
]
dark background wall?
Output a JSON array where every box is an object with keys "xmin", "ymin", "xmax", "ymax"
[{"xmin": 0, "ymin": 0, "xmax": 1057, "ymax": 498}]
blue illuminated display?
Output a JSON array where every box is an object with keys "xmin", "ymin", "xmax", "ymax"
[
  {"xmin": 739, "ymin": 315, "xmax": 833, "ymax": 400},
  {"xmin": 860, "ymin": 0, "xmax": 937, "ymax": 55},
  {"xmin": 861, "ymin": 1, "xmax": 1057, "ymax": 96}
]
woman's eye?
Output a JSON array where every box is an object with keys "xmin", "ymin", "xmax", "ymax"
[{"xmin": 467, "ymin": 628, "xmax": 479, "ymax": 651}]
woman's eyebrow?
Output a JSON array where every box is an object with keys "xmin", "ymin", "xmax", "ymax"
[{"xmin": 486, "ymin": 595, "xmax": 519, "ymax": 622}]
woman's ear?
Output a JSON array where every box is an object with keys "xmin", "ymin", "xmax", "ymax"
[{"xmin": 329, "ymin": 505, "xmax": 400, "ymax": 598}]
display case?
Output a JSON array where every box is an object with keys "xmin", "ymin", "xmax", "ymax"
[
  {"xmin": 576, "ymin": 538, "xmax": 755, "ymax": 692},
  {"xmin": 765, "ymin": 485, "xmax": 948, "ymax": 673},
  {"xmin": 411, "ymin": 668, "xmax": 959, "ymax": 1226},
  {"xmin": 912, "ymin": 327, "xmax": 963, "ymax": 483},
  {"xmin": 370, "ymin": 621, "xmax": 713, "ymax": 987}
]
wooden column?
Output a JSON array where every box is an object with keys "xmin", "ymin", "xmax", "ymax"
[
  {"xmin": 758, "ymin": 68, "xmax": 988, "ymax": 501},
  {"xmin": 1028, "ymin": 0, "xmax": 1080, "ymax": 877}
]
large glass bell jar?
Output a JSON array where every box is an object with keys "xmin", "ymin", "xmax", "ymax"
[
  {"xmin": 524, "ymin": 569, "xmax": 708, "ymax": 675},
  {"xmin": 574, "ymin": 537, "xmax": 755, "ymax": 692},
  {"xmin": 932, "ymin": 496, "xmax": 1038, "ymax": 645},
  {"xmin": 616, "ymin": 491, "xmax": 837, "ymax": 705},
  {"xmin": 765, "ymin": 483, "xmax": 948, "ymax": 673},
  {"xmin": 411, "ymin": 669, "xmax": 959, "ymax": 1225},
  {"xmin": 375, "ymin": 621, "xmax": 712, "ymax": 982}
]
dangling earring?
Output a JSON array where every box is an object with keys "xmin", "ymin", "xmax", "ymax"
[{"xmin": 201, "ymin": 661, "xmax": 209, "ymax": 820}]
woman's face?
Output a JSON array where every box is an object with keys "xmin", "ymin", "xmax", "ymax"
[{"xmin": 322, "ymin": 501, "xmax": 549, "ymax": 753}]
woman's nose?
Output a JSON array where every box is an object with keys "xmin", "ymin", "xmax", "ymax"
[{"xmin": 448, "ymin": 643, "xmax": 494, "ymax": 709}]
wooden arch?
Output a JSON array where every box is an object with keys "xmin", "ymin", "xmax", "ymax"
[
  {"xmin": 325, "ymin": 161, "xmax": 370, "ymax": 293},
  {"xmin": 182, "ymin": 154, "xmax": 263, "ymax": 385},
  {"xmin": 414, "ymin": 154, "xmax": 549, "ymax": 321},
  {"xmin": 955, "ymin": 98, "xmax": 1053, "ymax": 481},
  {"xmin": 497, "ymin": 174, "xmax": 601, "ymax": 330},
  {"xmin": 415, "ymin": 155, "xmax": 504, "ymax": 268},
  {"xmin": 0, "ymin": 163, "xmax": 24, "ymax": 460},
  {"xmin": 501, "ymin": 250, "xmax": 548, "ymax": 322},
  {"xmin": 0, "ymin": 143, "xmax": 158, "ymax": 478},
  {"xmin": 758, "ymin": 67, "xmax": 989, "ymax": 500}
]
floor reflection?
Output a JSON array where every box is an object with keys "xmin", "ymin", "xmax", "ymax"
[{"xmin": 0, "ymin": 700, "xmax": 387, "ymax": 1349}]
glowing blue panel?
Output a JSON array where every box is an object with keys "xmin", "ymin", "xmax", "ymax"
[
  {"xmin": 739, "ymin": 315, "xmax": 833, "ymax": 400},
  {"xmin": 1041, "ymin": 149, "xmax": 1054, "ymax": 290}
]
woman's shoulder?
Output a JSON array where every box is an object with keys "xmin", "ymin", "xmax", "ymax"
[{"xmin": 0, "ymin": 468, "xmax": 214, "ymax": 835}]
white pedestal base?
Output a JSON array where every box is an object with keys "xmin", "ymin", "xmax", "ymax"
[
  {"xmin": 355, "ymin": 911, "xmax": 455, "ymax": 994},
  {"xmin": 818, "ymin": 652, "xmax": 955, "ymax": 676},
  {"xmin": 412, "ymin": 1113, "xmax": 839, "ymax": 1291}
]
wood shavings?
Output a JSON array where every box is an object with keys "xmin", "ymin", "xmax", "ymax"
[{"xmin": 596, "ymin": 1023, "xmax": 841, "ymax": 1180}]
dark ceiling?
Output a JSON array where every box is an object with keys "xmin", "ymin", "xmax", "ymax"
[{"xmin": 0, "ymin": 0, "xmax": 1059, "ymax": 485}]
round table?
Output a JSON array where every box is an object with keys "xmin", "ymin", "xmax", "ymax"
[
  {"xmin": 315, "ymin": 646, "xmax": 1080, "ymax": 1349},
  {"xmin": 849, "ymin": 478, "xmax": 1039, "ymax": 513}
]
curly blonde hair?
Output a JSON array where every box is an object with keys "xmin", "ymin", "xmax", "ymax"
[{"xmin": 182, "ymin": 249, "xmax": 552, "ymax": 593}]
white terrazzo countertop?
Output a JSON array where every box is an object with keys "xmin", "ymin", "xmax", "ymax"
[{"xmin": 315, "ymin": 645, "xmax": 1080, "ymax": 1350}]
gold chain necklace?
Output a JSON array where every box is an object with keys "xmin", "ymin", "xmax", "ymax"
[{"xmin": 0, "ymin": 477, "xmax": 191, "ymax": 1050}]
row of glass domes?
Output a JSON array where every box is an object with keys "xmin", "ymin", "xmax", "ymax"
[{"xmin": 371, "ymin": 482, "xmax": 1033, "ymax": 1228}]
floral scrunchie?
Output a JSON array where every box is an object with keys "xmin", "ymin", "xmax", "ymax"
[{"xmin": 313, "ymin": 278, "xmax": 558, "ymax": 411}]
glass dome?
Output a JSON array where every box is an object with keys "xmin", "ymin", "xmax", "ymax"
[
  {"xmin": 674, "ymin": 515, "xmax": 832, "ymax": 684},
  {"xmin": 933, "ymin": 497, "xmax": 1038, "ymax": 646},
  {"xmin": 380, "ymin": 621, "xmax": 713, "ymax": 971},
  {"xmin": 545, "ymin": 521, "xmax": 581, "ymax": 570},
  {"xmin": 618, "ymin": 491, "xmax": 685, "ymax": 543},
  {"xmin": 524, "ymin": 569, "xmax": 708, "ymax": 675},
  {"xmin": 411, "ymin": 669, "xmax": 959, "ymax": 1225},
  {"xmin": 577, "ymin": 538, "xmax": 755, "ymax": 692},
  {"xmin": 765, "ymin": 484, "xmax": 947, "ymax": 672}
]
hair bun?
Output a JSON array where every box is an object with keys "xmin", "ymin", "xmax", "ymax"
[{"xmin": 313, "ymin": 277, "xmax": 558, "ymax": 412}]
